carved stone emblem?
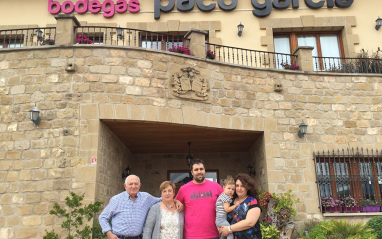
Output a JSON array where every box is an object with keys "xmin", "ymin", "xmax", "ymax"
[{"xmin": 171, "ymin": 67, "xmax": 209, "ymax": 101}]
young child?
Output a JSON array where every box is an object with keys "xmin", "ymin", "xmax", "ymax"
[{"xmin": 215, "ymin": 175, "xmax": 238, "ymax": 239}]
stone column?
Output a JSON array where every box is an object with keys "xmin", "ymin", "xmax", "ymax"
[
  {"xmin": 184, "ymin": 29, "xmax": 208, "ymax": 58},
  {"xmin": 54, "ymin": 14, "xmax": 81, "ymax": 45},
  {"xmin": 292, "ymin": 46, "xmax": 314, "ymax": 72}
]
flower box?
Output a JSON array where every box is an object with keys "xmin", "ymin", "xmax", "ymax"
[
  {"xmin": 361, "ymin": 206, "xmax": 381, "ymax": 212},
  {"xmin": 342, "ymin": 206, "xmax": 361, "ymax": 213},
  {"xmin": 168, "ymin": 46, "xmax": 191, "ymax": 55},
  {"xmin": 323, "ymin": 206, "xmax": 342, "ymax": 213}
]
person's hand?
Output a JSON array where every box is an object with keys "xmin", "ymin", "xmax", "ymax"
[
  {"xmin": 234, "ymin": 200, "xmax": 241, "ymax": 207},
  {"xmin": 174, "ymin": 199, "xmax": 184, "ymax": 212},
  {"xmin": 106, "ymin": 231, "xmax": 118, "ymax": 239},
  {"xmin": 219, "ymin": 226, "xmax": 230, "ymax": 236}
]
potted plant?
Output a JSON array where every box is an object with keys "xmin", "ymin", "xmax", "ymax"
[
  {"xmin": 76, "ymin": 34, "xmax": 94, "ymax": 44},
  {"xmin": 260, "ymin": 221, "xmax": 279, "ymax": 239},
  {"xmin": 340, "ymin": 196, "xmax": 360, "ymax": 213},
  {"xmin": 43, "ymin": 39, "xmax": 55, "ymax": 45},
  {"xmin": 280, "ymin": 62, "xmax": 300, "ymax": 71},
  {"xmin": 168, "ymin": 46, "xmax": 191, "ymax": 55},
  {"xmin": 206, "ymin": 49, "xmax": 216, "ymax": 60},
  {"xmin": 321, "ymin": 196, "xmax": 341, "ymax": 213},
  {"xmin": 259, "ymin": 191, "xmax": 272, "ymax": 208},
  {"xmin": 360, "ymin": 199, "xmax": 381, "ymax": 212}
]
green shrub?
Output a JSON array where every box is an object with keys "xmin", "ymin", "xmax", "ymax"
[
  {"xmin": 324, "ymin": 219, "xmax": 376, "ymax": 239},
  {"xmin": 272, "ymin": 190, "xmax": 299, "ymax": 216},
  {"xmin": 305, "ymin": 220, "xmax": 376, "ymax": 239},
  {"xmin": 260, "ymin": 223, "xmax": 280, "ymax": 239},
  {"xmin": 366, "ymin": 216, "xmax": 382, "ymax": 239},
  {"xmin": 299, "ymin": 219, "xmax": 320, "ymax": 237},
  {"xmin": 304, "ymin": 221, "xmax": 331, "ymax": 239},
  {"xmin": 43, "ymin": 192, "xmax": 103, "ymax": 239}
]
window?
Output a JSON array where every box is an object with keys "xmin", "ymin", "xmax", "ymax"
[
  {"xmin": 0, "ymin": 35, "xmax": 24, "ymax": 48},
  {"xmin": 274, "ymin": 32, "xmax": 344, "ymax": 70},
  {"xmin": 315, "ymin": 149, "xmax": 382, "ymax": 206},
  {"xmin": 168, "ymin": 170, "xmax": 219, "ymax": 194},
  {"xmin": 140, "ymin": 32, "xmax": 186, "ymax": 51}
]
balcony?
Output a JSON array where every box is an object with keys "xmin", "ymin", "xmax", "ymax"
[{"xmin": 1, "ymin": 18, "xmax": 381, "ymax": 75}]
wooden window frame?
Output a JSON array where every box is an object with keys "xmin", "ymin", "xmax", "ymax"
[{"xmin": 274, "ymin": 31, "xmax": 345, "ymax": 70}]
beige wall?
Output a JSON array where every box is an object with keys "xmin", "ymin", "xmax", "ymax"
[{"xmin": 1, "ymin": 0, "xmax": 381, "ymax": 53}]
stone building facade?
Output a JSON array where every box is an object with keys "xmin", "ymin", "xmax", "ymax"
[
  {"xmin": 1, "ymin": 0, "xmax": 382, "ymax": 238},
  {"xmin": 1, "ymin": 43, "xmax": 381, "ymax": 238}
]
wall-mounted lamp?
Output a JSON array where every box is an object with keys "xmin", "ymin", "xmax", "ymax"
[
  {"xmin": 247, "ymin": 164, "xmax": 256, "ymax": 177},
  {"xmin": 298, "ymin": 122, "xmax": 308, "ymax": 138},
  {"xmin": 237, "ymin": 22, "xmax": 244, "ymax": 37},
  {"xmin": 117, "ymin": 27, "xmax": 124, "ymax": 40},
  {"xmin": 30, "ymin": 104, "xmax": 40, "ymax": 125},
  {"xmin": 122, "ymin": 166, "xmax": 131, "ymax": 179},
  {"xmin": 36, "ymin": 29, "xmax": 43, "ymax": 42},
  {"xmin": 376, "ymin": 17, "xmax": 382, "ymax": 30},
  {"xmin": 186, "ymin": 142, "xmax": 193, "ymax": 168}
]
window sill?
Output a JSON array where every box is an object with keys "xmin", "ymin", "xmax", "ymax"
[{"xmin": 323, "ymin": 212, "xmax": 382, "ymax": 217}]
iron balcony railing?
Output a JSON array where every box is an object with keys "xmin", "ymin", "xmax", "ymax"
[
  {"xmin": 75, "ymin": 26, "xmax": 186, "ymax": 50},
  {"xmin": 314, "ymin": 148, "xmax": 382, "ymax": 213},
  {"xmin": 313, "ymin": 56, "xmax": 382, "ymax": 74},
  {"xmin": 205, "ymin": 42, "xmax": 298, "ymax": 70},
  {"xmin": 0, "ymin": 27, "xmax": 56, "ymax": 48}
]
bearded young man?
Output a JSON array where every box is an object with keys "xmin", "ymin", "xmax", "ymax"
[{"xmin": 175, "ymin": 159, "xmax": 223, "ymax": 239}]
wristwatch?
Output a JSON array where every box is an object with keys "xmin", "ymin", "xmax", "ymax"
[{"xmin": 228, "ymin": 226, "xmax": 233, "ymax": 234}]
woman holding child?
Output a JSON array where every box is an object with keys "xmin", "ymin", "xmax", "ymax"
[
  {"xmin": 143, "ymin": 181, "xmax": 184, "ymax": 239},
  {"xmin": 220, "ymin": 173, "xmax": 262, "ymax": 239}
]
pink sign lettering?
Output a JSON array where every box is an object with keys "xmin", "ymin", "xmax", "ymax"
[{"xmin": 48, "ymin": 0, "xmax": 140, "ymax": 18}]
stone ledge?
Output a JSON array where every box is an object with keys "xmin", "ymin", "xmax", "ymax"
[
  {"xmin": 1, "ymin": 45, "xmax": 382, "ymax": 78},
  {"xmin": 323, "ymin": 212, "xmax": 382, "ymax": 217}
]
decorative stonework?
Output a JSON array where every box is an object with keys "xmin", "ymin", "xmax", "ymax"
[{"xmin": 171, "ymin": 67, "xmax": 209, "ymax": 101}]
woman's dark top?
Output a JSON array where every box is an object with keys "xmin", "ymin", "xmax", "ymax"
[{"xmin": 227, "ymin": 196, "xmax": 262, "ymax": 239}]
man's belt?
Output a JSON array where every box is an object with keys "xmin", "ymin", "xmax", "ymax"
[{"xmin": 117, "ymin": 235, "xmax": 142, "ymax": 239}]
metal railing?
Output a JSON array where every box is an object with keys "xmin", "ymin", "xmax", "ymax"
[
  {"xmin": 314, "ymin": 148, "xmax": 382, "ymax": 213},
  {"xmin": 206, "ymin": 43, "xmax": 298, "ymax": 69},
  {"xmin": 0, "ymin": 27, "xmax": 56, "ymax": 48},
  {"xmin": 313, "ymin": 56, "xmax": 382, "ymax": 74},
  {"xmin": 75, "ymin": 26, "xmax": 186, "ymax": 50}
]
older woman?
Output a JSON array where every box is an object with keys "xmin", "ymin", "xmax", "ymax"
[
  {"xmin": 143, "ymin": 181, "xmax": 184, "ymax": 239},
  {"xmin": 220, "ymin": 173, "xmax": 262, "ymax": 239}
]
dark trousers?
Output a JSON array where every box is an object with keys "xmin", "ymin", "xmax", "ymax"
[{"xmin": 117, "ymin": 236, "xmax": 142, "ymax": 239}]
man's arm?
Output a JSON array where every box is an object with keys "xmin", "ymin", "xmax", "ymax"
[
  {"xmin": 173, "ymin": 199, "xmax": 184, "ymax": 212},
  {"xmin": 98, "ymin": 198, "xmax": 116, "ymax": 236}
]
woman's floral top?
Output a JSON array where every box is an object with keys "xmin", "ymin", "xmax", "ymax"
[
  {"xmin": 160, "ymin": 208, "xmax": 179, "ymax": 239},
  {"xmin": 227, "ymin": 196, "xmax": 262, "ymax": 239}
]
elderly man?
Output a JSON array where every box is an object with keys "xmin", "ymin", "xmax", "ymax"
[
  {"xmin": 99, "ymin": 175, "xmax": 182, "ymax": 239},
  {"xmin": 175, "ymin": 159, "xmax": 223, "ymax": 239}
]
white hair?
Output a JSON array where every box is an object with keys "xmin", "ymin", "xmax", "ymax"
[{"xmin": 125, "ymin": 174, "xmax": 140, "ymax": 184}]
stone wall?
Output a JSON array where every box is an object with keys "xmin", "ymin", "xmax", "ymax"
[
  {"xmin": 0, "ymin": 45, "xmax": 381, "ymax": 238},
  {"xmin": 96, "ymin": 121, "xmax": 131, "ymax": 204}
]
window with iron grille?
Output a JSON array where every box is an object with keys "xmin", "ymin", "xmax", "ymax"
[{"xmin": 314, "ymin": 148, "xmax": 382, "ymax": 210}]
